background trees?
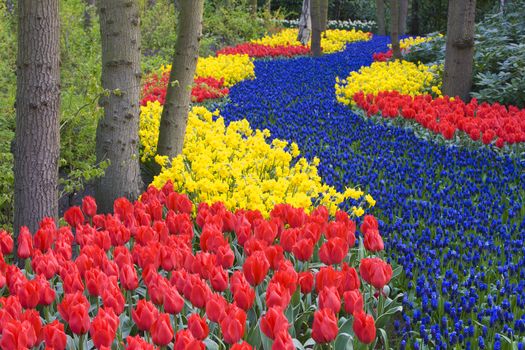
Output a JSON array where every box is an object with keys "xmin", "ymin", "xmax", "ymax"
[
  {"xmin": 14, "ymin": 1, "xmax": 60, "ymax": 240},
  {"xmin": 95, "ymin": 0, "xmax": 143, "ymax": 212}
]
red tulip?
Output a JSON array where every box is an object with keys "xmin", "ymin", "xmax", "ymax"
[
  {"xmin": 353, "ymin": 311, "xmax": 376, "ymax": 344},
  {"xmin": 120, "ymin": 264, "xmax": 139, "ymax": 291},
  {"xmin": 20, "ymin": 309, "xmax": 42, "ymax": 347},
  {"xmin": 260, "ymin": 307, "xmax": 289, "ymax": 340},
  {"xmin": 220, "ymin": 305, "xmax": 246, "ymax": 344},
  {"xmin": 188, "ymin": 314, "xmax": 209, "ymax": 340},
  {"xmin": 43, "ymin": 320, "xmax": 67, "ymax": 350},
  {"xmin": 0, "ymin": 230, "xmax": 13, "ymax": 255},
  {"xmin": 319, "ymin": 237, "xmax": 348, "ymax": 265},
  {"xmin": 339, "ymin": 263, "xmax": 360, "ymax": 294},
  {"xmin": 359, "ymin": 258, "xmax": 393, "ymax": 289},
  {"xmin": 292, "ymin": 238, "xmax": 314, "ymax": 262},
  {"xmin": 343, "ymin": 290, "xmax": 364, "ymax": 315},
  {"xmin": 17, "ymin": 226, "xmax": 33, "ymax": 259},
  {"xmin": 81, "ymin": 196, "xmax": 97, "ymax": 217},
  {"xmin": 0, "ymin": 320, "xmax": 33, "ymax": 350},
  {"xmin": 264, "ymin": 245, "xmax": 285, "ymax": 270},
  {"xmin": 233, "ymin": 282, "xmax": 255, "ymax": 311},
  {"xmin": 266, "ymin": 281, "xmax": 291, "ymax": 309},
  {"xmin": 17, "ymin": 279, "xmax": 40, "ymax": 309},
  {"xmin": 363, "ymin": 229, "xmax": 384, "ymax": 252},
  {"xmin": 205, "ymin": 293, "xmax": 227, "ymax": 323},
  {"xmin": 316, "ymin": 266, "xmax": 342, "ymax": 292},
  {"xmin": 231, "ymin": 341, "xmax": 253, "ymax": 350},
  {"xmin": 164, "ymin": 288, "xmax": 184, "ymax": 315},
  {"xmin": 360, "ymin": 215, "xmax": 378, "ymax": 234},
  {"xmin": 150, "ymin": 313, "xmax": 174, "ymax": 346},
  {"xmin": 64, "ymin": 206, "xmax": 84, "ymax": 227},
  {"xmin": 68, "ymin": 304, "xmax": 91, "ymax": 335},
  {"xmin": 125, "ymin": 335, "xmax": 157, "ymax": 350},
  {"xmin": 243, "ymin": 250, "xmax": 270, "ymax": 286},
  {"xmin": 311, "ymin": 308, "xmax": 339, "ymax": 344},
  {"xmin": 132, "ymin": 299, "xmax": 159, "ymax": 331},
  {"xmin": 272, "ymin": 330, "xmax": 295, "ymax": 350},
  {"xmin": 173, "ymin": 329, "xmax": 205, "ymax": 350},
  {"xmin": 298, "ymin": 271, "xmax": 314, "ymax": 294},
  {"xmin": 318, "ymin": 286, "xmax": 341, "ymax": 314},
  {"xmin": 90, "ymin": 308, "xmax": 119, "ymax": 349}
]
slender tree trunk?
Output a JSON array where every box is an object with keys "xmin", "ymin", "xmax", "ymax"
[
  {"xmin": 297, "ymin": 0, "xmax": 311, "ymax": 45},
  {"xmin": 95, "ymin": 0, "xmax": 143, "ymax": 213},
  {"xmin": 157, "ymin": 0, "xmax": 204, "ymax": 158},
  {"xmin": 410, "ymin": 0, "xmax": 419, "ymax": 35},
  {"xmin": 319, "ymin": 0, "xmax": 329, "ymax": 32},
  {"xmin": 310, "ymin": 0, "xmax": 322, "ymax": 56},
  {"xmin": 251, "ymin": 0, "xmax": 257, "ymax": 17},
  {"xmin": 14, "ymin": 0, "xmax": 60, "ymax": 241},
  {"xmin": 375, "ymin": 0, "xmax": 386, "ymax": 35},
  {"xmin": 390, "ymin": 0, "xmax": 402, "ymax": 58},
  {"xmin": 442, "ymin": 0, "xmax": 476, "ymax": 101},
  {"xmin": 83, "ymin": 0, "xmax": 96, "ymax": 29},
  {"xmin": 399, "ymin": 0, "xmax": 408, "ymax": 35}
]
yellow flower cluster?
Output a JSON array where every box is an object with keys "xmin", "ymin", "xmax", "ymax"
[
  {"xmin": 335, "ymin": 60, "xmax": 442, "ymax": 105},
  {"xmin": 150, "ymin": 106, "xmax": 373, "ymax": 216},
  {"xmin": 159, "ymin": 54, "xmax": 255, "ymax": 87},
  {"xmin": 251, "ymin": 28, "xmax": 371, "ymax": 53},
  {"xmin": 139, "ymin": 100, "xmax": 163, "ymax": 161},
  {"xmin": 388, "ymin": 34, "xmax": 444, "ymax": 50}
]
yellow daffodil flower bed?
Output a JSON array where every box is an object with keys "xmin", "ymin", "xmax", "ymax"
[
  {"xmin": 158, "ymin": 53, "xmax": 255, "ymax": 87},
  {"xmin": 388, "ymin": 34, "xmax": 444, "ymax": 50},
  {"xmin": 148, "ymin": 106, "xmax": 374, "ymax": 217},
  {"xmin": 251, "ymin": 28, "xmax": 372, "ymax": 54},
  {"xmin": 335, "ymin": 60, "xmax": 442, "ymax": 106}
]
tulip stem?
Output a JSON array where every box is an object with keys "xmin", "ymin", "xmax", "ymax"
[{"xmin": 78, "ymin": 334, "xmax": 85, "ymax": 350}]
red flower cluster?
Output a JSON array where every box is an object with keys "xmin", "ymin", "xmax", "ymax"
[
  {"xmin": 353, "ymin": 91, "xmax": 525, "ymax": 147},
  {"xmin": 141, "ymin": 72, "xmax": 229, "ymax": 106},
  {"xmin": 217, "ymin": 43, "xmax": 310, "ymax": 58},
  {"xmin": 372, "ymin": 50, "xmax": 393, "ymax": 62},
  {"xmin": 0, "ymin": 182, "xmax": 393, "ymax": 349}
]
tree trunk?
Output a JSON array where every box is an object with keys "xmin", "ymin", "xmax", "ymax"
[
  {"xmin": 14, "ymin": 0, "xmax": 60, "ymax": 241},
  {"xmin": 310, "ymin": 0, "xmax": 322, "ymax": 57},
  {"xmin": 297, "ymin": 0, "xmax": 311, "ymax": 45},
  {"xmin": 390, "ymin": 0, "xmax": 402, "ymax": 59},
  {"xmin": 251, "ymin": 0, "xmax": 257, "ymax": 17},
  {"xmin": 157, "ymin": 0, "xmax": 204, "ymax": 159},
  {"xmin": 442, "ymin": 0, "xmax": 476, "ymax": 101},
  {"xmin": 410, "ymin": 0, "xmax": 419, "ymax": 35},
  {"xmin": 95, "ymin": 0, "xmax": 143, "ymax": 213},
  {"xmin": 83, "ymin": 0, "xmax": 96, "ymax": 29},
  {"xmin": 399, "ymin": 0, "xmax": 408, "ymax": 35},
  {"xmin": 319, "ymin": 0, "xmax": 329, "ymax": 32},
  {"xmin": 375, "ymin": 0, "xmax": 385, "ymax": 35}
]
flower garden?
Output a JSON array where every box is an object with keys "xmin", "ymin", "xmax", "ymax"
[{"xmin": 1, "ymin": 24, "xmax": 525, "ymax": 350}]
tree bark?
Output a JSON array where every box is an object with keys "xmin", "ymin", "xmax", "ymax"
[
  {"xmin": 410, "ymin": 0, "xmax": 419, "ymax": 35},
  {"xmin": 14, "ymin": 0, "xmax": 60, "ymax": 240},
  {"xmin": 297, "ymin": 0, "xmax": 311, "ymax": 45},
  {"xmin": 442, "ymin": 0, "xmax": 476, "ymax": 101},
  {"xmin": 250, "ymin": 0, "xmax": 257, "ymax": 17},
  {"xmin": 399, "ymin": 0, "xmax": 408, "ymax": 35},
  {"xmin": 319, "ymin": 0, "xmax": 329, "ymax": 32},
  {"xmin": 157, "ymin": 0, "xmax": 204, "ymax": 159},
  {"xmin": 310, "ymin": 0, "xmax": 322, "ymax": 57},
  {"xmin": 375, "ymin": 0, "xmax": 385, "ymax": 35},
  {"xmin": 390, "ymin": 0, "xmax": 402, "ymax": 59},
  {"xmin": 95, "ymin": 0, "xmax": 143, "ymax": 213}
]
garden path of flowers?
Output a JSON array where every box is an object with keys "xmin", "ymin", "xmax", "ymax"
[{"xmin": 219, "ymin": 36, "xmax": 525, "ymax": 348}]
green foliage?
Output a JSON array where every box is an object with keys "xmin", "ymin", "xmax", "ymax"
[
  {"xmin": 404, "ymin": 2, "xmax": 525, "ymax": 107},
  {"xmin": 0, "ymin": 3, "xmax": 16, "ymax": 229}
]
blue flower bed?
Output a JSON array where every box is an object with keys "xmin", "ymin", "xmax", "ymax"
[{"xmin": 219, "ymin": 37, "xmax": 525, "ymax": 348}]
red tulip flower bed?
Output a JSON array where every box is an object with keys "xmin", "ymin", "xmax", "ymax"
[
  {"xmin": 216, "ymin": 43, "xmax": 311, "ymax": 58},
  {"xmin": 353, "ymin": 91, "xmax": 525, "ymax": 147},
  {"xmin": 0, "ymin": 182, "xmax": 401, "ymax": 349},
  {"xmin": 141, "ymin": 72, "xmax": 229, "ymax": 106},
  {"xmin": 372, "ymin": 50, "xmax": 393, "ymax": 62}
]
